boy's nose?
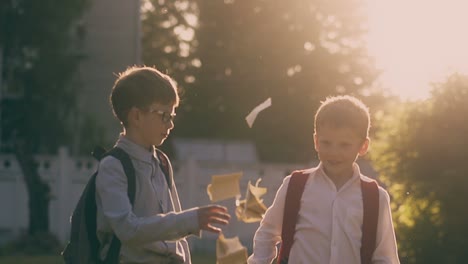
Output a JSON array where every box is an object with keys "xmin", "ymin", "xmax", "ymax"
[{"xmin": 326, "ymin": 145, "xmax": 341, "ymax": 156}]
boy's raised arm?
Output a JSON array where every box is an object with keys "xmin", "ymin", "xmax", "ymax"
[
  {"xmin": 248, "ymin": 176, "xmax": 291, "ymax": 264},
  {"xmin": 96, "ymin": 157, "xmax": 201, "ymax": 244}
]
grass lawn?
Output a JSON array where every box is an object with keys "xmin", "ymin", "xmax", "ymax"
[
  {"xmin": 0, "ymin": 255, "xmax": 63, "ymax": 264},
  {"xmin": 0, "ymin": 252, "xmax": 216, "ymax": 264}
]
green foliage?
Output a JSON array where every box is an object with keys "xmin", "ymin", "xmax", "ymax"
[
  {"xmin": 142, "ymin": 0, "xmax": 200, "ymax": 90},
  {"xmin": 142, "ymin": 0, "xmax": 378, "ymax": 162},
  {"xmin": 0, "ymin": 0, "xmax": 91, "ymax": 237},
  {"xmin": 0, "ymin": 0, "xmax": 90, "ymax": 153},
  {"xmin": 371, "ymin": 74, "xmax": 468, "ymax": 263},
  {"xmin": 75, "ymin": 114, "xmax": 108, "ymax": 155}
]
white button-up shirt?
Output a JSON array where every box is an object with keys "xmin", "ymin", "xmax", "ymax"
[{"xmin": 248, "ymin": 163, "xmax": 400, "ymax": 264}]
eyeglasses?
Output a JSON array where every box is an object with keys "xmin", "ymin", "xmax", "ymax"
[{"xmin": 148, "ymin": 108, "xmax": 176, "ymax": 123}]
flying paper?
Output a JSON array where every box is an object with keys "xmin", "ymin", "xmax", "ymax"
[
  {"xmin": 235, "ymin": 179, "xmax": 268, "ymax": 223},
  {"xmin": 207, "ymin": 172, "xmax": 243, "ymax": 202},
  {"xmin": 245, "ymin": 97, "xmax": 272, "ymax": 128},
  {"xmin": 216, "ymin": 233, "xmax": 248, "ymax": 264}
]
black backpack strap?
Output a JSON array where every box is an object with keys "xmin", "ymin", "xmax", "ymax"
[
  {"xmin": 106, "ymin": 147, "xmax": 136, "ymax": 204},
  {"xmin": 92, "ymin": 146, "xmax": 107, "ymax": 161},
  {"xmin": 155, "ymin": 148, "xmax": 172, "ymax": 189},
  {"xmin": 101, "ymin": 147, "xmax": 136, "ymax": 264}
]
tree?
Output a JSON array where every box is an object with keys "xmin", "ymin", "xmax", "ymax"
[
  {"xmin": 141, "ymin": 0, "xmax": 200, "ymax": 91},
  {"xmin": 140, "ymin": 0, "xmax": 200, "ymax": 156},
  {"xmin": 0, "ymin": 0, "xmax": 90, "ymax": 238},
  {"xmin": 370, "ymin": 74, "xmax": 468, "ymax": 263},
  {"xmin": 173, "ymin": 0, "xmax": 378, "ymax": 162}
]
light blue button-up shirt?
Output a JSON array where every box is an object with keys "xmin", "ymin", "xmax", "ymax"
[{"xmin": 96, "ymin": 134, "xmax": 200, "ymax": 263}]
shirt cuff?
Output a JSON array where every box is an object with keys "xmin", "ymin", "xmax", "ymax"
[{"xmin": 178, "ymin": 207, "xmax": 201, "ymax": 237}]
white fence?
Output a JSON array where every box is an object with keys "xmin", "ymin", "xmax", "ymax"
[
  {"xmin": 0, "ymin": 147, "xmax": 100, "ymax": 245},
  {"xmin": 0, "ymin": 147, "xmax": 314, "ymax": 251}
]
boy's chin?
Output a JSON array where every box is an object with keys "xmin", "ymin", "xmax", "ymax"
[
  {"xmin": 323, "ymin": 162, "xmax": 343, "ymax": 171},
  {"xmin": 154, "ymin": 138, "xmax": 165, "ymax": 146}
]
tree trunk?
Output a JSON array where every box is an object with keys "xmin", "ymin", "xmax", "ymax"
[{"xmin": 14, "ymin": 140, "xmax": 51, "ymax": 235}]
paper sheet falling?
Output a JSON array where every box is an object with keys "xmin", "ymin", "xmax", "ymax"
[
  {"xmin": 207, "ymin": 172, "xmax": 243, "ymax": 202},
  {"xmin": 235, "ymin": 179, "xmax": 268, "ymax": 223},
  {"xmin": 216, "ymin": 233, "xmax": 248, "ymax": 264},
  {"xmin": 245, "ymin": 97, "xmax": 272, "ymax": 128}
]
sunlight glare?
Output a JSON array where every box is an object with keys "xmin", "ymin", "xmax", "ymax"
[
  {"xmin": 184, "ymin": 13, "xmax": 198, "ymax": 27},
  {"xmin": 174, "ymin": 25, "xmax": 195, "ymax": 42},
  {"xmin": 365, "ymin": 0, "xmax": 468, "ymax": 100}
]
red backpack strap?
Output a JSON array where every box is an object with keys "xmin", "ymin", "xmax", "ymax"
[
  {"xmin": 277, "ymin": 170, "xmax": 310, "ymax": 264},
  {"xmin": 360, "ymin": 179, "xmax": 380, "ymax": 264}
]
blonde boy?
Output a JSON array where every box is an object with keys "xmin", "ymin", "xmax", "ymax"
[{"xmin": 248, "ymin": 95, "xmax": 399, "ymax": 264}]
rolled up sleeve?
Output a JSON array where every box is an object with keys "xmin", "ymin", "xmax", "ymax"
[{"xmin": 248, "ymin": 176, "xmax": 290, "ymax": 264}]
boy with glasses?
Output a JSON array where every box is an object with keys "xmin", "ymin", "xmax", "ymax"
[{"xmin": 96, "ymin": 66, "xmax": 231, "ymax": 263}]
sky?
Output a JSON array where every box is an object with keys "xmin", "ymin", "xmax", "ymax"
[{"xmin": 365, "ymin": 0, "xmax": 468, "ymax": 101}]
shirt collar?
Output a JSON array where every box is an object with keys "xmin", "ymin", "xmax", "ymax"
[
  {"xmin": 115, "ymin": 134, "xmax": 158, "ymax": 164},
  {"xmin": 316, "ymin": 162, "xmax": 361, "ymax": 183}
]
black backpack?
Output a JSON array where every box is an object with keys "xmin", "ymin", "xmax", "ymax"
[{"xmin": 62, "ymin": 146, "xmax": 171, "ymax": 264}]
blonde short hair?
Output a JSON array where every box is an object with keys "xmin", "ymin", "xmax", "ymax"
[{"xmin": 314, "ymin": 95, "xmax": 370, "ymax": 139}]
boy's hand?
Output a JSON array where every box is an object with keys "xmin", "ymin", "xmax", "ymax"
[{"xmin": 197, "ymin": 205, "xmax": 231, "ymax": 234}]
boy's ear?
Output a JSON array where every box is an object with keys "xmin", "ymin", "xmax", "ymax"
[
  {"xmin": 127, "ymin": 107, "xmax": 142, "ymax": 127},
  {"xmin": 358, "ymin": 138, "xmax": 370, "ymax": 156}
]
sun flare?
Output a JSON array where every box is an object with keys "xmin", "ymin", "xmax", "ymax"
[{"xmin": 365, "ymin": 0, "xmax": 468, "ymax": 101}]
